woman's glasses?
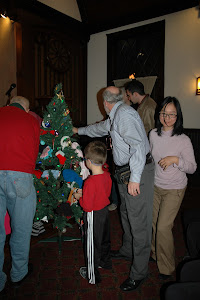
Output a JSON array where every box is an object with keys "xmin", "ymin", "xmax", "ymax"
[{"xmin": 159, "ymin": 112, "xmax": 177, "ymax": 119}]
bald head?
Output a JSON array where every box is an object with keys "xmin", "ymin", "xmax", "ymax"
[
  {"xmin": 10, "ymin": 96, "xmax": 30, "ymax": 112},
  {"xmin": 106, "ymin": 86, "xmax": 120, "ymax": 95},
  {"xmin": 103, "ymin": 86, "xmax": 123, "ymax": 104}
]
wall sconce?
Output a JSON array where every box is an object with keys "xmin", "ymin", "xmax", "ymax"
[
  {"xmin": 196, "ymin": 77, "xmax": 200, "ymax": 95},
  {"xmin": 0, "ymin": 10, "xmax": 17, "ymax": 23},
  {"xmin": 0, "ymin": 11, "xmax": 7, "ymax": 19}
]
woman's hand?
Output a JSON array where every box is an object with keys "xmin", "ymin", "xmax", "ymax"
[{"xmin": 158, "ymin": 156, "xmax": 179, "ymax": 170}]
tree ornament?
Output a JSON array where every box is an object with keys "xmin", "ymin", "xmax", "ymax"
[
  {"xmin": 33, "ymin": 169, "xmax": 43, "ymax": 179},
  {"xmin": 63, "ymin": 109, "xmax": 70, "ymax": 116},
  {"xmin": 67, "ymin": 187, "xmax": 79, "ymax": 205},
  {"xmin": 40, "ymin": 146, "xmax": 53, "ymax": 160},
  {"xmin": 55, "ymin": 130, "xmax": 59, "ymax": 136},
  {"xmin": 41, "ymin": 170, "xmax": 61, "ymax": 179},
  {"xmin": 45, "ymin": 121, "xmax": 51, "ymax": 128},
  {"xmin": 56, "ymin": 150, "xmax": 67, "ymax": 165},
  {"xmin": 56, "ymin": 92, "xmax": 63, "ymax": 100},
  {"xmin": 42, "ymin": 120, "xmax": 48, "ymax": 128},
  {"xmin": 60, "ymin": 136, "xmax": 71, "ymax": 150},
  {"xmin": 40, "ymin": 129, "xmax": 55, "ymax": 136},
  {"xmin": 71, "ymin": 142, "xmax": 90, "ymax": 180},
  {"xmin": 63, "ymin": 169, "xmax": 83, "ymax": 188}
]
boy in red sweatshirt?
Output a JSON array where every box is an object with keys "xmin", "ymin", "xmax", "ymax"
[{"xmin": 75, "ymin": 140, "xmax": 112, "ymax": 284}]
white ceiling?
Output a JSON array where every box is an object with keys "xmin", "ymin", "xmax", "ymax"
[{"xmin": 37, "ymin": 0, "xmax": 81, "ymax": 21}]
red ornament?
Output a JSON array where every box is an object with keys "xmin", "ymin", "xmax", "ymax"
[
  {"xmin": 63, "ymin": 109, "xmax": 70, "ymax": 116},
  {"xmin": 57, "ymin": 154, "xmax": 66, "ymax": 165},
  {"xmin": 34, "ymin": 169, "xmax": 43, "ymax": 179},
  {"xmin": 56, "ymin": 151, "xmax": 67, "ymax": 165},
  {"xmin": 40, "ymin": 129, "xmax": 55, "ymax": 136}
]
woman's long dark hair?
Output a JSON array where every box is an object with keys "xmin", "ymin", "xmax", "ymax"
[{"xmin": 155, "ymin": 96, "xmax": 183, "ymax": 136}]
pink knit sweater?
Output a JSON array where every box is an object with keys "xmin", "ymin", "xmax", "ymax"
[{"xmin": 149, "ymin": 129, "xmax": 197, "ymax": 189}]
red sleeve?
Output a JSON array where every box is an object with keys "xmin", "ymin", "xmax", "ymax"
[{"xmin": 79, "ymin": 178, "xmax": 96, "ymax": 212}]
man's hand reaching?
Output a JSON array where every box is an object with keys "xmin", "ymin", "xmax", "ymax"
[{"xmin": 72, "ymin": 127, "xmax": 78, "ymax": 134}]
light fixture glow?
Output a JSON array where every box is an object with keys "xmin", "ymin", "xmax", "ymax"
[
  {"xmin": 196, "ymin": 77, "xmax": 200, "ymax": 95},
  {"xmin": 0, "ymin": 11, "xmax": 7, "ymax": 19},
  {"xmin": 129, "ymin": 74, "xmax": 135, "ymax": 79}
]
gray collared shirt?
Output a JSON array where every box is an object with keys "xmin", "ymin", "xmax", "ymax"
[{"xmin": 78, "ymin": 101, "xmax": 150, "ymax": 183}]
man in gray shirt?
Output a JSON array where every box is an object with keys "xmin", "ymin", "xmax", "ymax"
[{"xmin": 73, "ymin": 86, "xmax": 154, "ymax": 292}]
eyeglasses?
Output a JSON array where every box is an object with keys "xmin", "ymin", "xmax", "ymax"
[{"xmin": 159, "ymin": 112, "xmax": 177, "ymax": 119}]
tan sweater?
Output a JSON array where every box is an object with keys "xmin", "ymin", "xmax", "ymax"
[{"xmin": 137, "ymin": 95, "xmax": 157, "ymax": 135}]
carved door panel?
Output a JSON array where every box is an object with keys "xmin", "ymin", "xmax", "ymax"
[
  {"xmin": 16, "ymin": 21, "xmax": 87, "ymax": 126},
  {"xmin": 34, "ymin": 30, "xmax": 87, "ymax": 125}
]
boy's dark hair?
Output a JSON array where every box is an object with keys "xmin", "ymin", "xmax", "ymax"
[
  {"xmin": 124, "ymin": 79, "xmax": 145, "ymax": 95},
  {"xmin": 84, "ymin": 140, "xmax": 107, "ymax": 165},
  {"xmin": 156, "ymin": 96, "xmax": 183, "ymax": 136}
]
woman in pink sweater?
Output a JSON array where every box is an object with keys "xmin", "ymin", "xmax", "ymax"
[{"xmin": 149, "ymin": 96, "xmax": 197, "ymax": 280}]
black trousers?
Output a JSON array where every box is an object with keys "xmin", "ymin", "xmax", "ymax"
[{"xmin": 83, "ymin": 206, "xmax": 112, "ymax": 281}]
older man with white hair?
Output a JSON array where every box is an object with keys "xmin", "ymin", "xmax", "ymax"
[{"xmin": 73, "ymin": 86, "xmax": 154, "ymax": 292}]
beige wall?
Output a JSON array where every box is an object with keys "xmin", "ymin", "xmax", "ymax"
[
  {"xmin": 0, "ymin": 18, "xmax": 16, "ymax": 107},
  {"xmin": 87, "ymin": 7, "xmax": 200, "ymax": 129}
]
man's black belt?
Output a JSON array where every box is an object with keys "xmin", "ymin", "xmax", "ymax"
[
  {"xmin": 116, "ymin": 152, "xmax": 153, "ymax": 170},
  {"xmin": 146, "ymin": 152, "xmax": 153, "ymax": 165}
]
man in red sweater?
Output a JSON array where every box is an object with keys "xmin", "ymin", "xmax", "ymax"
[{"xmin": 0, "ymin": 96, "xmax": 40, "ymax": 293}]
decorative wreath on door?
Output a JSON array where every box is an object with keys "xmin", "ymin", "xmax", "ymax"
[{"xmin": 47, "ymin": 39, "xmax": 71, "ymax": 73}]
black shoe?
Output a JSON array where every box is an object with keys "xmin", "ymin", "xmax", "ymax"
[
  {"xmin": 158, "ymin": 273, "xmax": 172, "ymax": 280},
  {"xmin": 110, "ymin": 250, "xmax": 132, "ymax": 261},
  {"xmin": 149, "ymin": 256, "xmax": 156, "ymax": 262},
  {"xmin": 120, "ymin": 277, "xmax": 146, "ymax": 292},
  {"xmin": 11, "ymin": 263, "xmax": 33, "ymax": 288}
]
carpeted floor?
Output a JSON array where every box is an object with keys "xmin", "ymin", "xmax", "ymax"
[{"xmin": 2, "ymin": 180, "xmax": 200, "ymax": 300}]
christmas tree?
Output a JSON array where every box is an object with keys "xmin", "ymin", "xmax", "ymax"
[{"xmin": 33, "ymin": 83, "xmax": 84, "ymax": 232}]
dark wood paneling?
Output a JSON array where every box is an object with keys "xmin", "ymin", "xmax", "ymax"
[{"xmin": 15, "ymin": 8, "xmax": 87, "ymax": 125}]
